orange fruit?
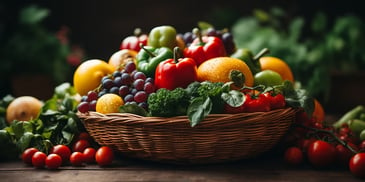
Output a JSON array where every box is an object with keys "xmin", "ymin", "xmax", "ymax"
[
  {"xmin": 96, "ymin": 93, "xmax": 124, "ymax": 114},
  {"xmin": 197, "ymin": 57, "xmax": 254, "ymax": 87},
  {"xmin": 312, "ymin": 99, "xmax": 325, "ymax": 122},
  {"xmin": 259, "ymin": 56, "xmax": 294, "ymax": 82},
  {"xmin": 73, "ymin": 59, "xmax": 115, "ymax": 96},
  {"xmin": 6, "ymin": 96, "xmax": 43, "ymax": 124},
  {"xmin": 108, "ymin": 49, "xmax": 137, "ymax": 71}
]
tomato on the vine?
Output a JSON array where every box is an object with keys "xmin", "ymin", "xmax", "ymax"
[
  {"xmin": 45, "ymin": 154, "xmax": 62, "ymax": 170},
  {"xmin": 335, "ymin": 143, "xmax": 358, "ymax": 167},
  {"xmin": 243, "ymin": 94, "xmax": 271, "ymax": 112},
  {"xmin": 307, "ymin": 140, "xmax": 336, "ymax": 168},
  {"xmin": 32, "ymin": 151, "xmax": 47, "ymax": 168},
  {"xmin": 22, "ymin": 148, "xmax": 39, "ymax": 165},
  {"xmin": 349, "ymin": 153, "xmax": 365, "ymax": 178},
  {"xmin": 284, "ymin": 146, "xmax": 303, "ymax": 165},
  {"xmin": 50, "ymin": 144, "xmax": 71, "ymax": 163},
  {"xmin": 95, "ymin": 146, "xmax": 114, "ymax": 166}
]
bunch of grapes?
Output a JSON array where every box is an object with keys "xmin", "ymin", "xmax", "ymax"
[
  {"xmin": 180, "ymin": 27, "xmax": 236, "ymax": 55},
  {"xmin": 77, "ymin": 61, "xmax": 156, "ymax": 113}
]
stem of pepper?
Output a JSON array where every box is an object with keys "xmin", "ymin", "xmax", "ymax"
[
  {"xmin": 253, "ymin": 48, "xmax": 270, "ymax": 61},
  {"xmin": 173, "ymin": 47, "xmax": 181, "ymax": 63},
  {"xmin": 140, "ymin": 43, "xmax": 156, "ymax": 57},
  {"xmin": 192, "ymin": 28, "xmax": 205, "ymax": 46}
]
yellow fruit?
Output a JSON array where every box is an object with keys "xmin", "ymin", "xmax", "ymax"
[
  {"xmin": 73, "ymin": 59, "xmax": 115, "ymax": 96},
  {"xmin": 197, "ymin": 57, "xmax": 254, "ymax": 88},
  {"xmin": 108, "ymin": 49, "xmax": 138, "ymax": 71},
  {"xmin": 96, "ymin": 94, "xmax": 124, "ymax": 114},
  {"xmin": 259, "ymin": 56, "xmax": 294, "ymax": 82},
  {"xmin": 6, "ymin": 96, "xmax": 43, "ymax": 124}
]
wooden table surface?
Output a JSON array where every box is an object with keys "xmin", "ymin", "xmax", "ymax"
[{"xmin": 0, "ymin": 152, "xmax": 363, "ymax": 182}]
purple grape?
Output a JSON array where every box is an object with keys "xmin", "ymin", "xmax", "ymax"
[
  {"xmin": 124, "ymin": 61, "xmax": 136, "ymax": 73},
  {"xmin": 138, "ymin": 102, "xmax": 148, "ymax": 110},
  {"xmin": 86, "ymin": 91, "xmax": 98, "ymax": 102},
  {"xmin": 77, "ymin": 102, "xmax": 90, "ymax": 113},
  {"xmin": 89, "ymin": 100, "xmax": 97, "ymax": 111},
  {"xmin": 124, "ymin": 94, "xmax": 134, "ymax": 102},
  {"xmin": 133, "ymin": 71, "xmax": 147, "ymax": 80},
  {"xmin": 102, "ymin": 78, "xmax": 114, "ymax": 89},
  {"xmin": 118, "ymin": 85, "xmax": 129, "ymax": 97},
  {"xmin": 144, "ymin": 82, "xmax": 155, "ymax": 94},
  {"xmin": 133, "ymin": 79, "xmax": 145, "ymax": 91},
  {"xmin": 113, "ymin": 76, "xmax": 123, "ymax": 87},
  {"xmin": 134, "ymin": 91, "xmax": 147, "ymax": 103},
  {"xmin": 112, "ymin": 71, "xmax": 122, "ymax": 78},
  {"xmin": 145, "ymin": 77, "xmax": 154, "ymax": 83},
  {"xmin": 121, "ymin": 73, "xmax": 132, "ymax": 85},
  {"xmin": 109, "ymin": 86, "xmax": 119, "ymax": 94}
]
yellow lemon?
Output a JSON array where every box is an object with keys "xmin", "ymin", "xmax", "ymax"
[
  {"xmin": 96, "ymin": 93, "xmax": 124, "ymax": 114},
  {"xmin": 73, "ymin": 59, "xmax": 115, "ymax": 96}
]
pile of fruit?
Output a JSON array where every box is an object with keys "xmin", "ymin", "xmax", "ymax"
[
  {"xmin": 1, "ymin": 23, "xmax": 365, "ymax": 179},
  {"xmin": 74, "ymin": 25, "xmax": 311, "ymax": 127}
]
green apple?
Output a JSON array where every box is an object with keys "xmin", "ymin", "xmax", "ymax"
[{"xmin": 254, "ymin": 70, "xmax": 283, "ymax": 87}]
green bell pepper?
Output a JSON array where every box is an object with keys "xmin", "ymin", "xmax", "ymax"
[
  {"xmin": 147, "ymin": 25, "xmax": 177, "ymax": 50},
  {"xmin": 136, "ymin": 45, "xmax": 173, "ymax": 77}
]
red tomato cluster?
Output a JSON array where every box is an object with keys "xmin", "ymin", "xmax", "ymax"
[
  {"xmin": 224, "ymin": 92, "xmax": 286, "ymax": 114},
  {"xmin": 284, "ymin": 139, "xmax": 365, "ymax": 178},
  {"xmin": 21, "ymin": 132, "xmax": 114, "ymax": 169}
]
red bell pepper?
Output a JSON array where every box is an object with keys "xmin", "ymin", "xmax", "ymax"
[
  {"xmin": 183, "ymin": 28, "xmax": 226, "ymax": 66},
  {"xmin": 155, "ymin": 47, "xmax": 198, "ymax": 90}
]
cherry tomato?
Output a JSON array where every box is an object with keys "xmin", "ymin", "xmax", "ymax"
[
  {"xmin": 70, "ymin": 152, "xmax": 84, "ymax": 166},
  {"xmin": 32, "ymin": 151, "xmax": 47, "ymax": 168},
  {"xmin": 83, "ymin": 147, "xmax": 96, "ymax": 163},
  {"xmin": 307, "ymin": 140, "xmax": 336, "ymax": 168},
  {"xmin": 22, "ymin": 148, "xmax": 39, "ymax": 165},
  {"xmin": 335, "ymin": 143, "xmax": 358, "ymax": 167},
  {"xmin": 75, "ymin": 132, "xmax": 93, "ymax": 143},
  {"xmin": 45, "ymin": 154, "xmax": 62, "ymax": 170},
  {"xmin": 95, "ymin": 146, "xmax": 114, "ymax": 166},
  {"xmin": 264, "ymin": 92, "xmax": 286, "ymax": 110},
  {"xmin": 243, "ymin": 94, "xmax": 271, "ymax": 112},
  {"xmin": 50, "ymin": 144, "xmax": 71, "ymax": 163},
  {"xmin": 72, "ymin": 139, "xmax": 90, "ymax": 152},
  {"xmin": 349, "ymin": 153, "xmax": 365, "ymax": 178},
  {"xmin": 284, "ymin": 146, "xmax": 303, "ymax": 165}
]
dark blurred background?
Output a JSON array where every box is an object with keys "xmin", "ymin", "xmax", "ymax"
[{"xmin": 1, "ymin": 0, "xmax": 364, "ymax": 112}]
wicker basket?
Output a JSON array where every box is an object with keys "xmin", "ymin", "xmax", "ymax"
[{"xmin": 77, "ymin": 107, "xmax": 297, "ymax": 164}]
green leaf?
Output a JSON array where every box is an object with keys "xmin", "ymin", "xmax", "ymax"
[
  {"xmin": 119, "ymin": 104, "xmax": 148, "ymax": 116},
  {"xmin": 17, "ymin": 132, "xmax": 34, "ymax": 152},
  {"xmin": 19, "ymin": 5, "xmax": 49, "ymax": 25},
  {"xmin": 221, "ymin": 90, "xmax": 245, "ymax": 107},
  {"xmin": 55, "ymin": 82, "xmax": 77, "ymax": 98},
  {"xmin": 11, "ymin": 121, "xmax": 34, "ymax": 139},
  {"xmin": 188, "ymin": 97, "xmax": 212, "ymax": 127}
]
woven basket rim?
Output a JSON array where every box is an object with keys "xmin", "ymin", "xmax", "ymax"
[{"xmin": 77, "ymin": 107, "xmax": 297, "ymax": 128}]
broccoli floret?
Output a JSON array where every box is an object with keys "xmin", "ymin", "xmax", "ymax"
[
  {"xmin": 197, "ymin": 82, "xmax": 224, "ymax": 98},
  {"xmin": 147, "ymin": 88, "xmax": 190, "ymax": 117}
]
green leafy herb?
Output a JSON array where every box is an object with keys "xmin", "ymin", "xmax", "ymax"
[{"xmin": 0, "ymin": 83, "xmax": 84, "ymax": 159}]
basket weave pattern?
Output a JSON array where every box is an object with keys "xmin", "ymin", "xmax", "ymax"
[{"xmin": 78, "ymin": 107, "xmax": 297, "ymax": 164}]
